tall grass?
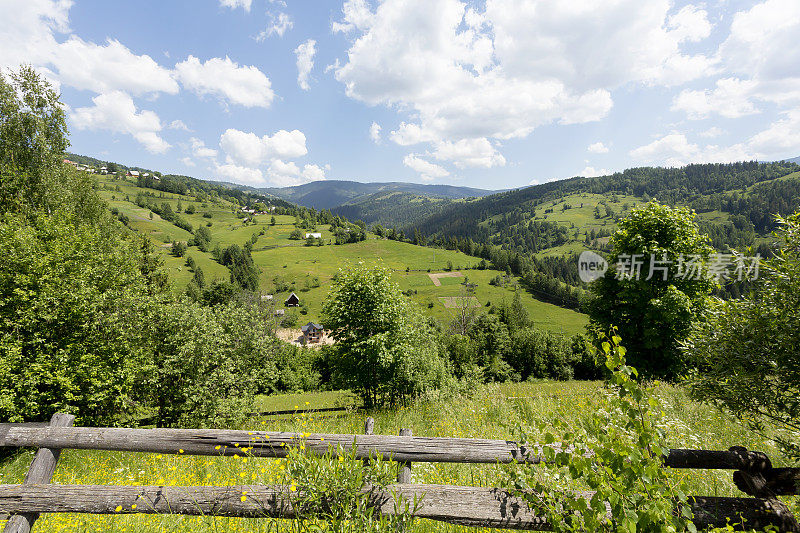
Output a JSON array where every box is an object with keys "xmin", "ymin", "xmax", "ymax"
[{"xmin": 1, "ymin": 381, "xmax": 796, "ymax": 532}]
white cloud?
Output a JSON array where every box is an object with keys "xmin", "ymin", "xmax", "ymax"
[
  {"xmin": 667, "ymin": 5, "xmax": 712, "ymax": 43},
  {"xmin": 215, "ymin": 163, "xmax": 265, "ymax": 186},
  {"xmin": 332, "ymin": 0, "xmax": 374, "ymax": 33},
  {"xmin": 257, "ymin": 12, "xmax": 293, "ymax": 40},
  {"xmin": 180, "ymin": 156, "xmax": 196, "ymax": 167},
  {"xmin": 699, "ymin": 126, "xmax": 725, "ymax": 138},
  {"xmin": 266, "ymin": 159, "xmax": 327, "ymax": 186},
  {"xmin": 672, "ymin": 78, "xmax": 759, "ymax": 119},
  {"xmin": 588, "ymin": 142, "xmax": 609, "ymax": 154},
  {"xmin": 432, "ymin": 138, "xmax": 506, "ymax": 168},
  {"xmin": 219, "ymin": 128, "xmax": 308, "ymax": 167},
  {"xmin": 334, "ymin": 0, "xmax": 713, "ymax": 171},
  {"xmin": 0, "ymin": 1, "xmax": 178, "ymax": 97},
  {"xmin": 629, "ymin": 133, "xmax": 751, "ymax": 167},
  {"xmin": 0, "ymin": 0, "xmax": 70, "ymax": 76},
  {"xmin": 190, "ymin": 137, "xmax": 218, "ymax": 159},
  {"xmin": 52, "ymin": 37, "xmax": 179, "ymax": 96},
  {"xmin": 219, "ymin": 0, "xmax": 252, "ymax": 11},
  {"xmin": 369, "ymin": 122, "xmax": 382, "ymax": 143},
  {"xmin": 390, "ymin": 122, "xmax": 439, "ymax": 146},
  {"xmin": 747, "ymin": 111, "xmax": 800, "ymax": 159},
  {"xmin": 577, "ymin": 166, "xmax": 610, "ymax": 178},
  {"xmin": 168, "ymin": 119, "xmax": 190, "ymax": 131},
  {"xmin": 70, "ymin": 91, "xmax": 170, "ymax": 154},
  {"xmin": 403, "ymin": 154, "xmax": 449, "ymax": 181},
  {"xmin": 294, "ymin": 39, "xmax": 316, "ymax": 91},
  {"xmin": 174, "ymin": 55, "xmax": 274, "ymax": 108}
]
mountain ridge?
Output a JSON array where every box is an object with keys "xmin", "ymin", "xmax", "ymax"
[{"xmin": 260, "ymin": 180, "xmax": 496, "ymax": 210}]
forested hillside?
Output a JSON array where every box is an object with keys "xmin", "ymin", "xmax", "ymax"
[
  {"xmin": 262, "ymin": 179, "xmax": 493, "ymax": 210},
  {"xmin": 331, "ymin": 191, "xmax": 455, "ymax": 226}
]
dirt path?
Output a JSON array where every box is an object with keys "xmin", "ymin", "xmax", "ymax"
[{"xmin": 427, "ymin": 271, "xmax": 463, "ymax": 286}]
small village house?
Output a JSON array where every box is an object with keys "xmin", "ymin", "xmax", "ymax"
[
  {"xmin": 301, "ymin": 322, "xmax": 324, "ymax": 344},
  {"xmin": 305, "ymin": 232, "xmax": 322, "ymax": 239},
  {"xmin": 128, "ymin": 170, "xmax": 140, "ymax": 177},
  {"xmin": 285, "ymin": 292, "xmax": 300, "ymax": 307}
]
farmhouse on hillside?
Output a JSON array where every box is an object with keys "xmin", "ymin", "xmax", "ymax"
[
  {"xmin": 128, "ymin": 170, "xmax": 140, "ymax": 177},
  {"xmin": 305, "ymin": 232, "xmax": 322, "ymax": 239},
  {"xmin": 301, "ymin": 322, "xmax": 324, "ymax": 344},
  {"xmin": 285, "ymin": 292, "xmax": 300, "ymax": 307}
]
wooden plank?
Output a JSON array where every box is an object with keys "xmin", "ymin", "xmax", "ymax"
[
  {"xmin": 735, "ymin": 468, "xmax": 800, "ymax": 497},
  {"xmin": 0, "ymin": 427, "xmax": 542, "ymax": 464},
  {"xmin": 3, "ymin": 413, "xmax": 74, "ymax": 533},
  {"xmin": 0, "ymin": 426, "xmax": 779, "ymax": 470},
  {"xmin": 0, "ymin": 484, "xmax": 795, "ymax": 531}
]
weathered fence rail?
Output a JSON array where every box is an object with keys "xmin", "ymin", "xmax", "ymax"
[{"xmin": 0, "ymin": 415, "xmax": 798, "ymax": 532}]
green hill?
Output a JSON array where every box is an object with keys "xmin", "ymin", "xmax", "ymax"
[{"xmin": 96, "ymin": 173, "xmax": 588, "ymax": 336}]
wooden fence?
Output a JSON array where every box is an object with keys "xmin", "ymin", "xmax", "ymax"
[{"xmin": 0, "ymin": 413, "xmax": 798, "ymax": 532}]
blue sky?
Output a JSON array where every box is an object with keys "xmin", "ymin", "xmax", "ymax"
[{"xmin": 1, "ymin": 0, "xmax": 799, "ymax": 190}]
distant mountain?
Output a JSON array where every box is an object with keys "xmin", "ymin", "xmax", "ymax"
[
  {"xmin": 332, "ymin": 191, "xmax": 456, "ymax": 226},
  {"xmin": 784, "ymin": 156, "xmax": 800, "ymax": 165},
  {"xmin": 261, "ymin": 180, "xmax": 495, "ymax": 210}
]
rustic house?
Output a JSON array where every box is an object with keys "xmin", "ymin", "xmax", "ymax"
[
  {"xmin": 285, "ymin": 292, "xmax": 300, "ymax": 307},
  {"xmin": 305, "ymin": 232, "xmax": 322, "ymax": 239},
  {"xmin": 301, "ymin": 322, "xmax": 324, "ymax": 344}
]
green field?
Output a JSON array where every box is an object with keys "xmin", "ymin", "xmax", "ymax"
[
  {"xmin": 2, "ymin": 381, "xmax": 795, "ymax": 532},
  {"xmin": 96, "ymin": 175, "xmax": 589, "ymax": 336}
]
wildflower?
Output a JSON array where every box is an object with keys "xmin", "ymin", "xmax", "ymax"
[
  {"xmin": 131, "ymin": 504, "xmax": 137, "ymax": 510},
  {"xmin": 178, "ymin": 449, "xmax": 184, "ymax": 454},
  {"xmin": 114, "ymin": 506, "xmax": 122, "ymax": 512}
]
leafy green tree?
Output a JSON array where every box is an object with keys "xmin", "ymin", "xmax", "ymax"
[
  {"xmin": 220, "ymin": 244, "xmax": 259, "ymax": 292},
  {"xmin": 588, "ymin": 201, "xmax": 715, "ymax": 378},
  {"xmin": 322, "ymin": 264, "xmax": 450, "ymax": 407},
  {"xmin": 684, "ymin": 213, "xmax": 800, "ymax": 461},
  {"xmin": 0, "ymin": 66, "xmax": 69, "ymax": 214}
]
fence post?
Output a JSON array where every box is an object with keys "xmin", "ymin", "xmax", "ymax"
[
  {"xmin": 362, "ymin": 417, "xmax": 374, "ymax": 466},
  {"xmin": 3, "ymin": 412, "xmax": 75, "ymax": 533},
  {"xmin": 397, "ymin": 428, "xmax": 412, "ymax": 484}
]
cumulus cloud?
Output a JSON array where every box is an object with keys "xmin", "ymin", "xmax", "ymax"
[
  {"xmin": 70, "ymin": 91, "xmax": 170, "ymax": 153},
  {"xmin": 578, "ymin": 166, "xmax": 610, "ymax": 178},
  {"xmin": 432, "ymin": 138, "xmax": 506, "ymax": 168},
  {"xmin": 219, "ymin": 0, "xmax": 252, "ymax": 11},
  {"xmin": 174, "ymin": 55, "xmax": 274, "ymax": 108},
  {"xmin": 266, "ymin": 159, "xmax": 327, "ymax": 186},
  {"xmin": 190, "ymin": 137, "xmax": 217, "ymax": 158},
  {"xmin": 403, "ymin": 154, "xmax": 449, "ymax": 181},
  {"xmin": 588, "ymin": 142, "xmax": 609, "ymax": 154},
  {"xmin": 52, "ymin": 37, "xmax": 179, "ymax": 96},
  {"xmin": 215, "ymin": 163, "xmax": 265, "ymax": 186},
  {"xmin": 257, "ymin": 12, "xmax": 293, "ymax": 40},
  {"xmin": 333, "ymin": 0, "xmax": 714, "ymax": 174},
  {"xmin": 294, "ymin": 39, "xmax": 316, "ymax": 90},
  {"xmin": 629, "ymin": 133, "xmax": 751, "ymax": 167},
  {"xmin": 219, "ymin": 128, "xmax": 307, "ymax": 167},
  {"xmin": 369, "ymin": 122, "xmax": 381, "ymax": 143},
  {"xmin": 0, "ymin": 1, "xmax": 178, "ymax": 97},
  {"xmin": 672, "ymin": 78, "xmax": 759, "ymax": 119}
]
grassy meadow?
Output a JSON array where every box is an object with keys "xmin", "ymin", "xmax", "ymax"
[
  {"xmin": 96, "ymin": 175, "xmax": 588, "ymax": 336},
  {"xmin": 1, "ymin": 381, "xmax": 796, "ymax": 532}
]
